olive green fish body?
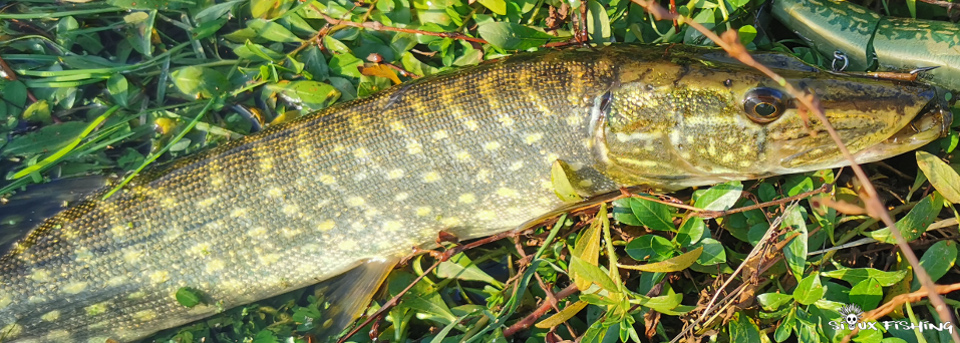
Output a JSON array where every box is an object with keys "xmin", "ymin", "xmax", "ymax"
[{"xmin": 0, "ymin": 45, "xmax": 948, "ymax": 342}]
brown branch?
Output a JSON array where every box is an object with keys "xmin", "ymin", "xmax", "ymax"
[
  {"xmin": 317, "ymin": 12, "xmax": 488, "ymax": 44},
  {"xmin": 503, "ymin": 283, "xmax": 580, "ymax": 337}
]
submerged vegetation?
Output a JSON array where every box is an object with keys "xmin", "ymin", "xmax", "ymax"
[{"xmin": 0, "ymin": 0, "xmax": 958, "ymax": 342}]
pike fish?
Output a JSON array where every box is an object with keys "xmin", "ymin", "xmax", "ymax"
[{"xmin": 0, "ymin": 45, "xmax": 951, "ymax": 342}]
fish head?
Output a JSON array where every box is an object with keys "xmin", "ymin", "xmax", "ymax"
[{"xmin": 591, "ymin": 51, "xmax": 951, "ymax": 190}]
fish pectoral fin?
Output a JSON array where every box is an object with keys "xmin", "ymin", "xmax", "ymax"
[
  {"xmin": 313, "ymin": 257, "xmax": 399, "ymax": 342},
  {"xmin": 0, "ymin": 175, "xmax": 108, "ymax": 256}
]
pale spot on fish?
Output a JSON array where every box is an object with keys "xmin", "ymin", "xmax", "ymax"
[
  {"xmin": 339, "ymin": 239, "xmax": 358, "ymax": 251},
  {"xmin": 739, "ymin": 160, "xmax": 751, "ymax": 167},
  {"xmin": 540, "ymin": 180, "xmax": 553, "ymax": 189},
  {"xmin": 386, "ymin": 169, "xmax": 405, "ymax": 180},
  {"xmin": 345, "ymin": 196, "xmax": 366, "ymax": 207},
  {"xmin": 0, "ymin": 294, "xmax": 11, "ymax": 309},
  {"xmin": 441, "ymin": 217, "xmax": 461, "ymax": 227},
  {"xmin": 483, "ymin": 141, "xmax": 501, "ymax": 151},
  {"xmin": 422, "ymin": 171, "xmax": 441, "ymax": 183},
  {"xmin": 566, "ymin": 114, "xmax": 582, "ymax": 126},
  {"xmin": 260, "ymin": 253, "xmax": 282, "ymax": 264},
  {"xmin": 85, "ymin": 302, "xmax": 110, "ymax": 316},
  {"xmin": 260, "ymin": 157, "xmax": 275, "ymax": 171},
  {"xmin": 722, "ymin": 152, "xmax": 734, "ymax": 163},
  {"xmin": 206, "ymin": 259, "xmax": 226, "ymax": 273},
  {"xmin": 128, "ymin": 291, "xmax": 148, "ymax": 299},
  {"xmin": 211, "ymin": 176, "xmax": 225, "ymax": 187},
  {"xmin": 395, "ymin": 192, "xmax": 410, "ymax": 202},
  {"xmin": 109, "ymin": 224, "xmax": 129, "ymax": 237},
  {"xmin": 46, "ymin": 330, "xmax": 70, "ymax": 341},
  {"xmin": 524, "ymin": 132, "xmax": 543, "ymax": 144},
  {"xmin": 282, "ymin": 204, "xmax": 301, "ymax": 217},
  {"xmin": 267, "ymin": 187, "xmax": 284, "ymax": 198},
  {"xmin": 476, "ymin": 210, "xmax": 496, "ymax": 221},
  {"xmin": 230, "ymin": 208, "xmax": 248, "ymax": 218},
  {"xmin": 406, "ymin": 141, "xmax": 423, "ymax": 155},
  {"xmin": 455, "ymin": 151, "xmax": 472, "ymax": 162},
  {"xmin": 106, "ymin": 276, "xmax": 126, "ymax": 287},
  {"xmin": 463, "ymin": 120, "xmax": 479, "ymax": 131},
  {"xmin": 29, "ymin": 269, "xmax": 51, "ymax": 283},
  {"xmin": 74, "ymin": 247, "xmax": 95, "ymax": 263},
  {"xmin": 496, "ymin": 187, "xmax": 519, "ymax": 198},
  {"xmin": 318, "ymin": 220, "xmax": 336, "ymax": 232},
  {"xmin": 432, "ymin": 130, "xmax": 449, "ymax": 140},
  {"xmin": 318, "ymin": 174, "xmax": 336, "ymax": 185},
  {"xmin": 476, "ymin": 169, "xmax": 491, "ymax": 183},
  {"xmin": 459, "ymin": 193, "xmax": 477, "ymax": 204},
  {"xmin": 389, "ymin": 120, "xmax": 406, "ymax": 131},
  {"xmin": 579, "ymin": 179, "xmax": 594, "ymax": 188},
  {"xmin": 416, "ymin": 206, "xmax": 432, "ymax": 217},
  {"xmin": 247, "ymin": 226, "xmax": 268, "ymax": 238},
  {"xmin": 41, "ymin": 310, "xmax": 61, "ymax": 322},
  {"xmin": 354, "ymin": 147, "xmax": 371, "ymax": 159},
  {"xmin": 499, "ymin": 116, "xmax": 515, "ymax": 127},
  {"xmin": 383, "ymin": 220, "xmax": 403, "ymax": 232},
  {"xmin": 63, "ymin": 281, "xmax": 89, "ymax": 294},
  {"xmin": 509, "ymin": 161, "xmax": 524, "ymax": 171},
  {"xmin": 282, "ymin": 227, "xmax": 303, "ymax": 238},
  {"xmin": 134, "ymin": 310, "xmax": 158, "ymax": 322},
  {"xmin": 149, "ymin": 271, "xmax": 170, "ymax": 284}
]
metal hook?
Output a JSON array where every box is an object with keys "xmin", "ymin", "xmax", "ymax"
[
  {"xmin": 832, "ymin": 51, "xmax": 849, "ymax": 72},
  {"xmin": 909, "ymin": 65, "xmax": 940, "ymax": 75}
]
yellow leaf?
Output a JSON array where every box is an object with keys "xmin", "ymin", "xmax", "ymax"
[
  {"xmin": 570, "ymin": 210, "xmax": 602, "ymax": 290},
  {"xmin": 535, "ymin": 301, "xmax": 588, "ymax": 329},
  {"xmin": 618, "ymin": 247, "xmax": 703, "ymax": 273},
  {"xmin": 916, "ymin": 150, "xmax": 960, "ymax": 204},
  {"xmin": 360, "ymin": 64, "xmax": 402, "ymax": 85},
  {"xmin": 550, "ymin": 160, "xmax": 583, "ymax": 202}
]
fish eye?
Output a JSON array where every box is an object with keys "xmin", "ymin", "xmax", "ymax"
[{"xmin": 743, "ymin": 87, "xmax": 786, "ymax": 124}]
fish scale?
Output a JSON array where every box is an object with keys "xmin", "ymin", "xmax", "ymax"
[{"xmin": 0, "ymin": 45, "xmax": 949, "ymax": 342}]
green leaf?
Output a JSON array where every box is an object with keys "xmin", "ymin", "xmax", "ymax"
[
  {"xmin": 676, "ymin": 218, "xmax": 705, "ymax": 246},
  {"xmin": 477, "ymin": 22, "xmax": 562, "ymax": 50},
  {"xmin": 621, "ymin": 247, "xmax": 702, "ymax": 272},
  {"xmin": 234, "ymin": 41, "xmax": 286, "ymax": 61},
  {"xmin": 612, "ymin": 198, "xmax": 642, "ymax": 226},
  {"xmin": 22, "ymin": 100, "xmax": 52, "ymax": 124},
  {"xmin": 757, "ymin": 292, "xmax": 793, "ymax": 311},
  {"xmin": 264, "ymin": 81, "xmax": 340, "ymax": 111},
  {"xmin": 916, "ymin": 151, "xmax": 960, "ymax": 204},
  {"xmin": 793, "ymin": 274, "xmax": 825, "ymax": 305},
  {"xmin": 252, "ymin": 330, "xmax": 279, "ymax": 343},
  {"xmin": 329, "ymin": 53, "xmax": 365, "ymax": 78},
  {"xmin": 535, "ymin": 301, "xmax": 587, "ymax": 329},
  {"xmin": 774, "ymin": 308, "xmax": 795, "ymax": 342},
  {"xmin": 632, "ymin": 285, "xmax": 683, "ymax": 312},
  {"xmin": 849, "ymin": 278, "xmax": 882, "ymax": 310},
  {"xmin": 693, "ymin": 180, "xmax": 742, "ymax": 211},
  {"xmin": 782, "ymin": 206, "xmax": 808, "ymax": 282},
  {"xmin": 627, "ymin": 196, "xmax": 676, "ymax": 231},
  {"xmin": 728, "ymin": 313, "xmax": 762, "ymax": 342},
  {"xmin": 250, "ymin": 0, "xmax": 288, "ymax": 18},
  {"xmin": 247, "ymin": 19, "xmax": 301, "ymax": 43},
  {"xmin": 170, "ymin": 66, "xmax": 229, "ymax": 98},
  {"xmin": 913, "ymin": 240, "xmax": 957, "ymax": 287},
  {"xmin": 820, "ymin": 267, "xmax": 908, "ymax": 287},
  {"xmin": 2, "ymin": 122, "xmax": 87, "ymax": 158},
  {"xmin": 738, "ymin": 25, "xmax": 757, "ymax": 45},
  {"xmin": 107, "ymin": 74, "xmax": 130, "ymax": 107},
  {"xmin": 586, "ymin": 0, "xmax": 610, "ymax": 43},
  {"xmin": 477, "ymin": 0, "xmax": 506, "ymax": 15},
  {"xmin": 175, "ymin": 287, "xmax": 203, "ymax": 308},
  {"xmin": 435, "ymin": 253, "xmax": 502, "ymax": 287},
  {"xmin": 624, "ymin": 235, "xmax": 675, "ymax": 262},
  {"xmin": 694, "ymin": 238, "xmax": 726, "ymax": 265},
  {"xmin": 569, "ymin": 255, "xmax": 618, "ymax": 292},
  {"xmin": 865, "ymin": 193, "xmax": 942, "ymax": 243}
]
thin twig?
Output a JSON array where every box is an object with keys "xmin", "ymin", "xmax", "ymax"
[
  {"xmin": 317, "ymin": 12, "xmax": 488, "ymax": 44},
  {"xmin": 502, "ymin": 284, "xmax": 580, "ymax": 337}
]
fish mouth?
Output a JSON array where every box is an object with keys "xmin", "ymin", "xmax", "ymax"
[{"xmin": 853, "ymin": 95, "xmax": 952, "ymax": 163}]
